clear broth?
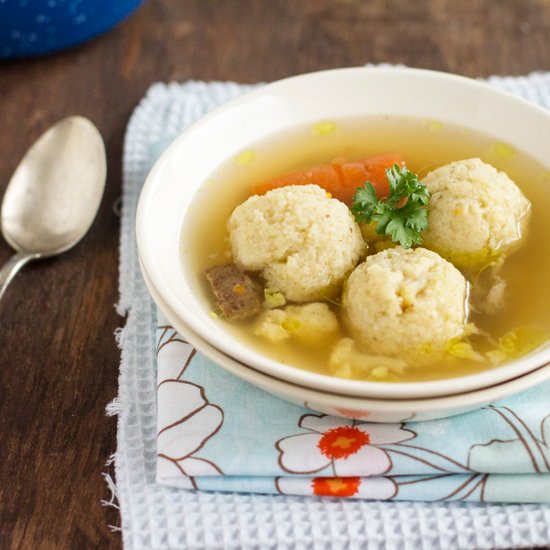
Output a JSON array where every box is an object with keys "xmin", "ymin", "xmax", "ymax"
[{"xmin": 183, "ymin": 116, "xmax": 550, "ymax": 381}]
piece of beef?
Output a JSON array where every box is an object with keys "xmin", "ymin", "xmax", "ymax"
[{"xmin": 205, "ymin": 264, "xmax": 263, "ymax": 320}]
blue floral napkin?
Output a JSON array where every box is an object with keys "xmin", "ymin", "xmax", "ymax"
[{"xmin": 156, "ymin": 313, "xmax": 550, "ymax": 503}]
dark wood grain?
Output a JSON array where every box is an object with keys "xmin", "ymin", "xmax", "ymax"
[{"xmin": 1, "ymin": 1, "xmax": 549, "ymax": 548}]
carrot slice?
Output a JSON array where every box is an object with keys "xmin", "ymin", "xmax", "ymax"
[{"xmin": 253, "ymin": 152, "xmax": 405, "ymax": 205}]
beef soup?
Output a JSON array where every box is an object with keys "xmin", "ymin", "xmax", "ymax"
[{"xmin": 182, "ymin": 116, "xmax": 550, "ymax": 382}]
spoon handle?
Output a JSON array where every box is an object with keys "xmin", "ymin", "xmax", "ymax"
[{"xmin": 0, "ymin": 251, "xmax": 41, "ymax": 301}]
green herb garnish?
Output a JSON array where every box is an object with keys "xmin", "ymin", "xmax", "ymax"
[{"xmin": 351, "ymin": 164, "xmax": 430, "ymax": 248}]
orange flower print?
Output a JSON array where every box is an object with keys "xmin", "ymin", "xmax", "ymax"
[
  {"xmin": 276, "ymin": 414, "xmax": 415, "ymax": 477},
  {"xmin": 312, "ymin": 477, "xmax": 361, "ymax": 497},
  {"xmin": 317, "ymin": 426, "xmax": 370, "ymax": 459},
  {"xmin": 275, "ymin": 475, "xmax": 398, "ymax": 499},
  {"xmin": 333, "ymin": 407, "xmax": 415, "ymax": 423},
  {"xmin": 334, "ymin": 408, "xmax": 372, "ymax": 420}
]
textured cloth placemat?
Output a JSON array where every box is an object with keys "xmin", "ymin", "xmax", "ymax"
[{"xmin": 115, "ymin": 71, "xmax": 550, "ymax": 549}]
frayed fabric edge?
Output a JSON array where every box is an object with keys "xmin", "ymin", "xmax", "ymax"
[
  {"xmin": 101, "ymin": 320, "xmax": 130, "ymax": 540},
  {"xmin": 102, "ymin": 461, "xmax": 122, "ymax": 533}
]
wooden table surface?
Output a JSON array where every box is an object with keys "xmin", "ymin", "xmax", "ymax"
[{"xmin": 1, "ymin": 1, "xmax": 550, "ymax": 548}]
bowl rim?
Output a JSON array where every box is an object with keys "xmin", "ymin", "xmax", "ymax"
[
  {"xmin": 142, "ymin": 257, "xmax": 550, "ymax": 418},
  {"xmin": 136, "ymin": 65, "xmax": 550, "ymax": 399}
]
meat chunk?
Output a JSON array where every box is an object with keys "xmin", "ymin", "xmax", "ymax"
[{"xmin": 205, "ymin": 264, "xmax": 262, "ymax": 320}]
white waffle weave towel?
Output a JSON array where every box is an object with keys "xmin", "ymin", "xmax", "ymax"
[{"xmin": 115, "ymin": 71, "xmax": 550, "ymax": 549}]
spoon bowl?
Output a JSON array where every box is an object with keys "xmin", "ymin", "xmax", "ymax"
[{"xmin": 0, "ymin": 116, "xmax": 106, "ymax": 299}]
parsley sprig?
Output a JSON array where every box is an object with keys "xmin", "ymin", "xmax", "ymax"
[{"xmin": 351, "ymin": 164, "xmax": 430, "ymax": 248}]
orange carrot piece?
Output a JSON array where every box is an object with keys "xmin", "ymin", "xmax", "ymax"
[
  {"xmin": 253, "ymin": 165, "xmax": 339, "ymax": 195},
  {"xmin": 253, "ymin": 153, "xmax": 405, "ymax": 205},
  {"xmin": 363, "ymin": 153, "xmax": 405, "ymax": 198},
  {"xmin": 337, "ymin": 162, "xmax": 371, "ymax": 205}
]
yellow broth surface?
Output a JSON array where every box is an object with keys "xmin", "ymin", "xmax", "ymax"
[{"xmin": 182, "ymin": 116, "xmax": 550, "ymax": 382}]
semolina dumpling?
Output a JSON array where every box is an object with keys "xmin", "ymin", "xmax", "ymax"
[
  {"xmin": 422, "ymin": 158, "xmax": 531, "ymax": 267},
  {"xmin": 254, "ymin": 302, "xmax": 339, "ymax": 346},
  {"xmin": 343, "ymin": 247, "xmax": 468, "ymax": 356},
  {"xmin": 228, "ymin": 184, "xmax": 367, "ymax": 301}
]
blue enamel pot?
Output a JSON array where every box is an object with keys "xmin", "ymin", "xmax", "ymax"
[{"xmin": 0, "ymin": 0, "xmax": 143, "ymax": 59}]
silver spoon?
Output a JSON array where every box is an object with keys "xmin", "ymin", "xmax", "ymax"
[{"xmin": 0, "ymin": 116, "xmax": 106, "ymax": 301}]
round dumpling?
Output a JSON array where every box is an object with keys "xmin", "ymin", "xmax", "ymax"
[
  {"xmin": 422, "ymin": 158, "xmax": 530, "ymax": 267},
  {"xmin": 228, "ymin": 184, "xmax": 367, "ymax": 301},
  {"xmin": 343, "ymin": 247, "xmax": 468, "ymax": 356}
]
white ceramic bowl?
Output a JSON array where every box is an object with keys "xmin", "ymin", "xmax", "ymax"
[
  {"xmin": 137, "ymin": 66, "xmax": 550, "ymax": 400},
  {"xmin": 141, "ymin": 258, "xmax": 550, "ymax": 422}
]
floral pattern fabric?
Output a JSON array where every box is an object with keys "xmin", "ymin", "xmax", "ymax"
[
  {"xmin": 276, "ymin": 415, "xmax": 415, "ymax": 477},
  {"xmin": 155, "ymin": 319, "xmax": 550, "ymax": 503}
]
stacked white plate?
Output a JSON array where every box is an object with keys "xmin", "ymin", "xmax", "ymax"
[{"xmin": 137, "ymin": 67, "xmax": 550, "ymax": 422}]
